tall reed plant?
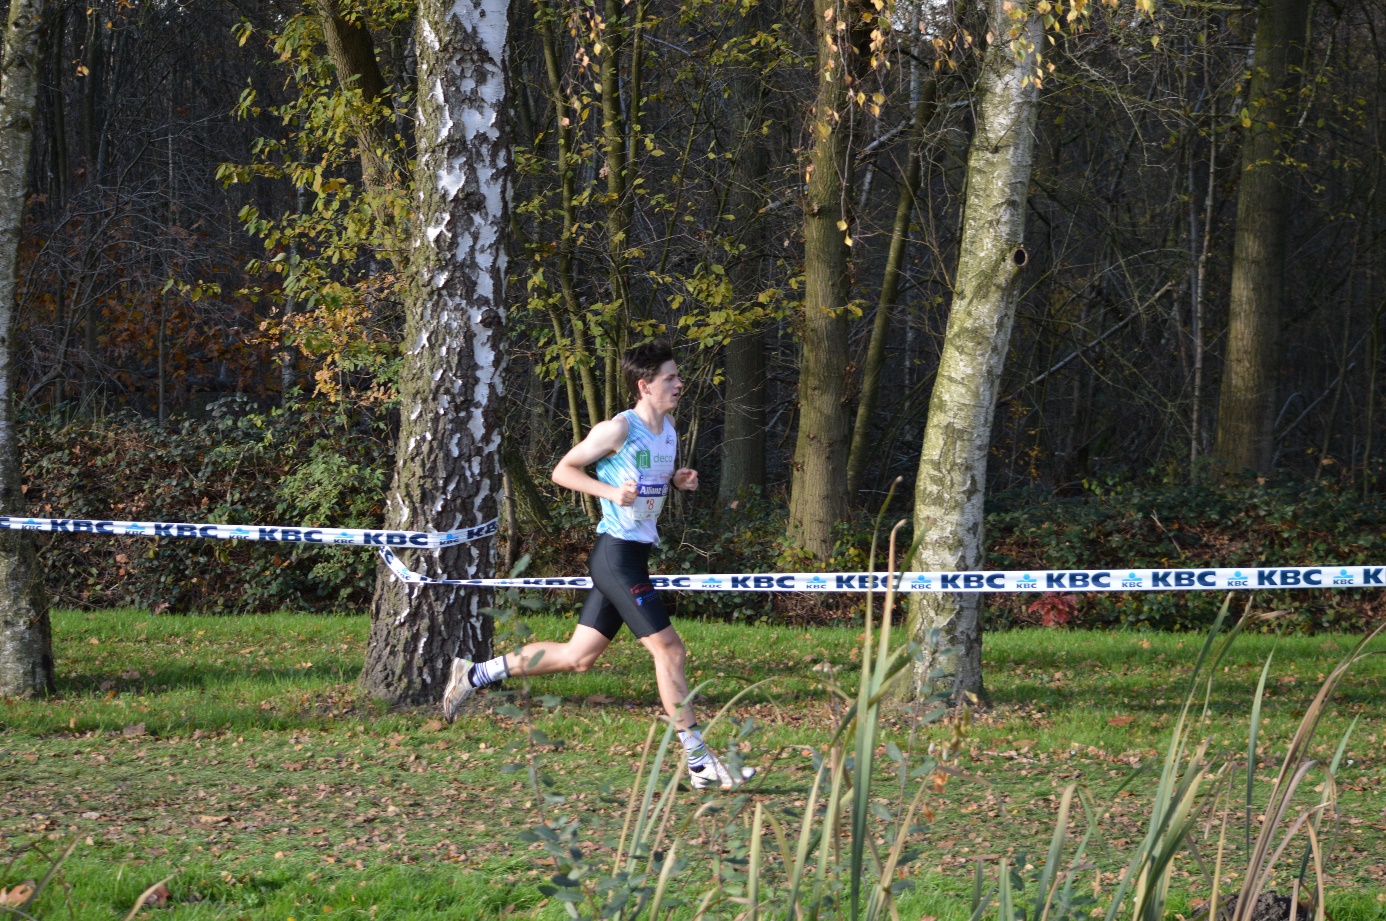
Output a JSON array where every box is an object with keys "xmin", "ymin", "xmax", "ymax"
[{"xmin": 965, "ymin": 598, "xmax": 1383, "ymax": 921}]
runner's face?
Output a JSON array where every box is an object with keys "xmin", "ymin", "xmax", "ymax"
[{"xmin": 639, "ymin": 361, "xmax": 682, "ymax": 413}]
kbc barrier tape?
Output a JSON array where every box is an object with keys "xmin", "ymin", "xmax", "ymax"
[
  {"xmin": 0, "ymin": 514, "xmax": 499, "ymax": 549},
  {"xmin": 8, "ymin": 511, "xmax": 1384, "ymax": 594},
  {"xmin": 378, "ymin": 549, "xmax": 1386, "ymax": 593}
]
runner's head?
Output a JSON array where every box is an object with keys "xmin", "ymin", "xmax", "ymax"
[{"xmin": 624, "ymin": 339, "xmax": 680, "ymax": 409}]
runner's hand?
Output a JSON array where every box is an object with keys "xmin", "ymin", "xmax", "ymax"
[
  {"xmin": 673, "ymin": 468, "xmax": 699, "ymax": 491},
  {"xmin": 612, "ymin": 480, "xmax": 638, "ymax": 506}
]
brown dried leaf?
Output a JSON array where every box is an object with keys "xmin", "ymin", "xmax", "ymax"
[
  {"xmin": 144, "ymin": 883, "xmax": 170, "ymax": 907},
  {"xmin": 0, "ymin": 882, "xmax": 34, "ymax": 906},
  {"xmin": 1107, "ymin": 716, "xmax": 1136, "ymax": 727},
  {"xmin": 422, "ymin": 719, "xmax": 445, "ymax": 733}
]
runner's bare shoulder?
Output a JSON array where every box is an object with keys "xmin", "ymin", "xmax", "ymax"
[{"xmin": 586, "ymin": 415, "xmax": 630, "ymax": 457}]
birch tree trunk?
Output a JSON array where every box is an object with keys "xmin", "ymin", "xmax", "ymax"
[
  {"xmin": 1212, "ymin": 0, "xmax": 1309, "ymax": 474},
  {"xmin": 360, "ymin": 0, "xmax": 510, "ymax": 704},
  {"xmin": 787, "ymin": 0, "xmax": 858, "ymax": 560},
  {"xmin": 904, "ymin": 4, "xmax": 1041, "ymax": 705},
  {"xmin": 0, "ymin": 0, "xmax": 53, "ymax": 698}
]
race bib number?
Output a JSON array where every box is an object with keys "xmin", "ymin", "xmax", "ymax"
[{"xmin": 632, "ymin": 481, "xmax": 668, "ymax": 521}]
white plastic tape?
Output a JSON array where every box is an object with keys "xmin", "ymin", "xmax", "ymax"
[
  {"xmin": 0, "ymin": 514, "xmax": 499, "ymax": 549},
  {"xmin": 378, "ymin": 550, "xmax": 1385, "ymax": 594},
  {"xmin": 10, "ymin": 511, "xmax": 1379, "ymax": 595}
]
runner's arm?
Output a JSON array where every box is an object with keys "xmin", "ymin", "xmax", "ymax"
[{"xmin": 552, "ymin": 417, "xmax": 634, "ymax": 504}]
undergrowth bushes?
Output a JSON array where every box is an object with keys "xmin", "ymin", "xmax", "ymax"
[
  {"xmin": 985, "ymin": 479, "xmax": 1386, "ymax": 632},
  {"xmin": 20, "ymin": 398, "xmax": 388, "ymax": 613},
  {"xmin": 19, "ymin": 407, "xmax": 1386, "ymax": 630}
]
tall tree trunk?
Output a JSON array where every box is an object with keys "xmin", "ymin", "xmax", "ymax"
[
  {"xmin": 904, "ymin": 3, "xmax": 1042, "ymax": 705},
  {"xmin": 158, "ymin": 75, "xmax": 174, "ymax": 426},
  {"xmin": 598, "ymin": 0, "xmax": 632, "ymax": 417},
  {"xmin": 1190, "ymin": 103, "xmax": 1215, "ymax": 480},
  {"xmin": 361, "ymin": 0, "xmax": 511, "ymax": 704},
  {"xmin": 721, "ymin": 331, "xmax": 766, "ymax": 504},
  {"xmin": 718, "ymin": 0, "xmax": 774, "ymax": 508},
  {"xmin": 787, "ymin": 0, "xmax": 859, "ymax": 560},
  {"xmin": 846, "ymin": 74, "xmax": 937, "ymax": 496},
  {"xmin": 315, "ymin": 0, "xmax": 405, "ymax": 263},
  {"xmin": 42, "ymin": 0, "xmax": 64, "ymax": 206},
  {"xmin": 281, "ymin": 184, "xmax": 305, "ymax": 403},
  {"xmin": 537, "ymin": 3, "xmax": 601, "ymax": 428},
  {"xmin": 1212, "ymin": 0, "xmax": 1310, "ymax": 474},
  {"xmin": 0, "ymin": 0, "xmax": 53, "ymax": 698},
  {"xmin": 77, "ymin": 2, "xmax": 100, "ymax": 180}
]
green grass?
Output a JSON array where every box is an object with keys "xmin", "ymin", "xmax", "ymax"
[{"xmin": 2, "ymin": 610, "xmax": 1385, "ymax": 919}]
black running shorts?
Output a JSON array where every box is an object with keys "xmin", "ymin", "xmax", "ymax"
[{"xmin": 578, "ymin": 535, "xmax": 672, "ymax": 639}]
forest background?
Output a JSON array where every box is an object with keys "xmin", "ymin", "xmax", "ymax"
[{"xmin": 6, "ymin": 0, "xmax": 1386, "ymax": 640}]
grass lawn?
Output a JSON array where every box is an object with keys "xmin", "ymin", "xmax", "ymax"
[{"xmin": 2, "ymin": 609, "xmax": 1385, "ymax": 919}]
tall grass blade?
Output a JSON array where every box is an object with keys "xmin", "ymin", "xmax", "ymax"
[
  {"xmin": 646, "ymin": 840, "xmax": 679, "ymax": 921},
  {"xmin": 1246, "ymin": 653, "xmax": 1273, "ymax": 855},
  {"xmin": 627, "ymin": 717, "xmax": 680, "ymax": 868},
  {"xmin": 999, "ymin": 857, "xmax": 1015, "ymax": 921},
  {"xmin": 1035, "ymin": 785, "xmax": 1076, "ymax": 921},
  {"xmin": 1104, "ymin": 598, "xmax": 1235, "ymax": 921},
  {"xmin": 748, "ymin": 803, "xmax": 764, "ymax": 921},
  {"xmin": 972, "ymin": 857, "xmax": 984, "ymax": 916},
  {"xmin": 1208, "ymin": 777, "xmax": 1231, "ymax": 921},
  {"xmin": 786, "ymin": 755, "xmax": 830, "ymax": 912},
  {"xmin": 1295, "ymin": 715, "xmax": 1356, "ymax": 894},
  {"xmin": 1235, "ymin": 621, "xmax": 1386, "ymax": 921},
  {"xmin": 615, "ymin": 720, "xmax": 660, "ymax": 871},
  {"xmin": 869, "ymin": 766, "xmax": 933, "ymax": 921},
  {"xmin": 808, "ymin": 750, "xmax": 848, "ymax": 920}
]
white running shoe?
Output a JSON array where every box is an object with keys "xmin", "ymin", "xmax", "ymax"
[
  {"xmin": 441, "ymin": 658, "xmax": 476, "ymax": 723},
  {"xmin": 688, "ymin": 751, "xmax": 757, "ymax": 790}
]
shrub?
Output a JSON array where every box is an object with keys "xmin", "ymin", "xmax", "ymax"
[
  {"xmin": 20, "ymin": 398, "xmax": 390, "ymax": 613},
  {"xmin": 985, "ymin": 478, "xmax": 1386, "ymax": 632}
]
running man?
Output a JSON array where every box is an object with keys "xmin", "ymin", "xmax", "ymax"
[{"xmin": 441, "ymin": 339, "xmax": 753, "ymax": 790}]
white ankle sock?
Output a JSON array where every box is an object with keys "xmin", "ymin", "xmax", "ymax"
[
  {"xmin": 468, "ymin": 656, "xmax": 510, "ymax": 688},
  {"xmin": 678, "ymin": 726, "xmax": 714, "ymax": 770}
]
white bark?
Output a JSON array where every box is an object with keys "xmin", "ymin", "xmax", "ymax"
[
  {"xmin": 361, "ymin": 0, "xmax": 510, "ymax": 703},
  {"xmin": 905, "ymin": 2, "xmax": 1042, "ymax": 705},
  {"xmin": 0, "ymin": 0, "xmax": 52, "ymax": 698}
]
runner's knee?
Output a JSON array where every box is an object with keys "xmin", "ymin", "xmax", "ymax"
[
  {"xmin": 648, "ymin": 633, "xmax": 686, "ymax": 670},
  {"xmin": 567, "ymin": 644, "xmax": 603, "ymax": 673}
]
